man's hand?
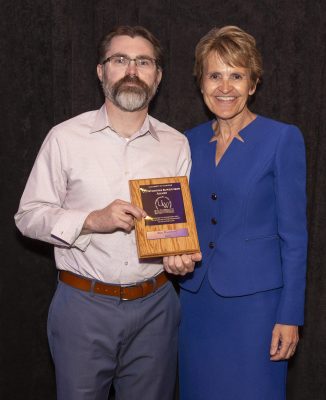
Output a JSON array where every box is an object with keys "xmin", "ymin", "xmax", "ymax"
[
  {"xmin": 163, "ymin": 253, "xmax": 202, "ymax": 276},
  {"xmin": 83, "ymin": 199, "xmax": 146, "ymax": 234},
  {"xmin": 270, "ymin": 323, "xmax": 299, "ymax": 361}
]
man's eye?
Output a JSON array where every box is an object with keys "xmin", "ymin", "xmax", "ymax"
[
  {"xmin": 137, "ymin": 59, "xmax": 151, "ymax": 66},
  {"xmin": 113, "ymin": 57, "xmax": 127, "ymax": 65}
]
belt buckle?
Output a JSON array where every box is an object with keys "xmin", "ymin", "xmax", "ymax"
[
  {"xmin": 120, "ymin": 282, "xmax": 138, "ymax": 301},
  {"xmin": 120, "ymin": 277, "xmax": 157, "ymax": 301}
]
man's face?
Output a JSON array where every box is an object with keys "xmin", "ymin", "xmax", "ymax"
[{"xmin": 97, "ymin": 35, "xmax": 162, "ymax": 112}]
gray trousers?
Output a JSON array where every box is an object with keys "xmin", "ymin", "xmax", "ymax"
[{"xmin": 47, "ymin": 279, "xmax": 180, "ymax": 400}]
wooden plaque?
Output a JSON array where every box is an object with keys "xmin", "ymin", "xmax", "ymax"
[{"xmin": 129, "ymin": 176, "xmax": 200, "ymax": 258}]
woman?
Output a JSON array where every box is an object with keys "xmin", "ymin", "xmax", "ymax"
[{"xmin": 178, "ymin": 26, "xmax": 307, "ymax": 399}]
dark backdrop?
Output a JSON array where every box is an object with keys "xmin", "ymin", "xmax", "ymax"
[{"xmin": 1, "ymin": 0, "xmax": 325, "ymax": 399}]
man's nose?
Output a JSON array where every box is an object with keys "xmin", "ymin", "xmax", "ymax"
[{"xmin": 126, "ymin": 59, "xmax": 138, "ymax": 75}]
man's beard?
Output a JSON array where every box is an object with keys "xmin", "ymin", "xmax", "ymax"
[{"xmin": 102, "ymin": 74, "xmax": 158, "ymax": 112}]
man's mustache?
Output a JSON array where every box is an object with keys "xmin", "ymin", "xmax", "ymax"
[{"xmin": 115, "ymin": 75, "xmax": 149, "ymax": 91}]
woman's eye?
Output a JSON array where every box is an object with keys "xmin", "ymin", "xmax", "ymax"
[
  {"xmin": 231, "ymin": 74, "xmax": 243, "ymax": 80},
  {"xmin": 209, "ymin": 73, "xmax": 220, "ymax": 80}
]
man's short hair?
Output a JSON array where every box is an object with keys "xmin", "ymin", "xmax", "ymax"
[{"xmin": 98, "ymin": 25, "xmax": 163, "ymax": 70}]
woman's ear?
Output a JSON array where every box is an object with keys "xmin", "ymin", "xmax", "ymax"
[{"xmin": 249, "ymin": 79, "xmax": 258, "ymax": 96}]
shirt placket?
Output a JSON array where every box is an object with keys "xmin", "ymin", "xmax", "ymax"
[{"xmin": 122, "ymin": 138, "xmax": 132, "ymax": 271}]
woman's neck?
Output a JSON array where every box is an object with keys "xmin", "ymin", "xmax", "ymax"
[{"xmin": 214, "ymin": 109, "xmax": 256, "ymax": 143}]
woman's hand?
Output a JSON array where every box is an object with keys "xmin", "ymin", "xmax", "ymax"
[{"xmin": 270, "ymin": 324, "xmax": 299, "ymax": 360}]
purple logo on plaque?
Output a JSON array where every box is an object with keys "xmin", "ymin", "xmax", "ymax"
[
  {"xmin": 155, "ymin": 196, "xmax": 172, "ymax": 210},
  {"xmin": 140, "ymin": 183, "xmax": 187, "ymax": 226}
]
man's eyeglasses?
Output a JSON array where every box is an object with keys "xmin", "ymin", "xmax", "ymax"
[{"xmin": 102, "ymin": 55, "xmax": 157, "ymax": 70}]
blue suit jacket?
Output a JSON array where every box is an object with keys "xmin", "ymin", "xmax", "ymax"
[{"xmin": 180, "ymin": 116, "xmax": 307, "ymax": 325}]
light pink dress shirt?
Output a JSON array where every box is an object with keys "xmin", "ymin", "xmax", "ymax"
[{"xmin": 15, "ymin": 105, "xmax": 191, "ymax": 284}]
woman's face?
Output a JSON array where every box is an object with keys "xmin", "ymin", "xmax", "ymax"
[{"xmin": 201, "ymin": 52, "xmax": 257, "ymax": 122}]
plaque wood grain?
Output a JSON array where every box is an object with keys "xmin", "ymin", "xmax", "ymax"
[{"xmin": 129, "ymin": 176, "xmax": 200, "ymax": 258}]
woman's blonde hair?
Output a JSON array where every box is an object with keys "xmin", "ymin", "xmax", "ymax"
[{"xmin": 194, "ymin": 26, "xmax": 263, "ymax": 89}]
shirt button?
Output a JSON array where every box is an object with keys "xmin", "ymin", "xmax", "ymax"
[
  {"xmin": 209, "ymin": 242, "xmax": 215, "ymax": 249},
  {"xmin": 211, "ymin": 218, "xmax": 217, "ymax": 225},
  {"xmin": 124, "ymin": 261, "xmax": 128, "ymax": 266},
  {"xmin": 211, "ymin": 193, "xmax": 217, "ymax": 200}
]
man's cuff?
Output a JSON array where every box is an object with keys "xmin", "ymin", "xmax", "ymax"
[{"xmin": 51, "ymin": 210, "xmax": 91, "ymax": 251}]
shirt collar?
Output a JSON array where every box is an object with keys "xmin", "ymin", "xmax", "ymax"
[
  {"xmin": 89, "ymin": 104, "xmax": 110, "ymax": 134},
  {"xmin": 89, "ymin": 104, "xmax": 160, "ymax": 141}
]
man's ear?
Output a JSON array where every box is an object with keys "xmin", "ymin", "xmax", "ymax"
[
  {"xmin": 97, "ymin": 64, "xmax": 103, "ymax": 82},
  {"xmin": 156, "ymin": 68, "xmax": 163, "ymax": 86}
]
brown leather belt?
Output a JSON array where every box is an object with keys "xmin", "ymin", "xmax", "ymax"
[{"xmin": 59, "ymin": 270, "xmax": 169, "ymax": 300}]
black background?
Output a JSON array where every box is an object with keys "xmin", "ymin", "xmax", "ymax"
[{"xmin": 1, "ymin": 0, "xmax": 326, "ymax": 399}]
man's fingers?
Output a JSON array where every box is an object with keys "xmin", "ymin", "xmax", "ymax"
[
  {"xmin": 181, "ymin": 254, "xmax": 195, "ymax": 273},
  {"xmin": 163, "ymin": 256, "xmax": 176, "ymax": 274},
  {"xmin": 172, "ymin": 255, "xmax": 183, "ymax": 271},
  {"xmin": 191, "ymin": 252, "xmax": 202, "ymax": 262},
  {"xmin": 116, "ymin": 201, "xmax": 146, "ymax": 220},
  {"xmin": 181, "ymin": 254, "xmax": 192, "ymax": 266},
  {"xmin": 163, "ymin": 255, "xmax": 183, "ymax": 275},
  {"xmin": 162, "ymin": 254, "xmax": 196, "ymax": 275}
]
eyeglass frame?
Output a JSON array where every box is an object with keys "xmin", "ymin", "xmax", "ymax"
[{"xmin": 101, "ymin": 54, "xmax": 158, "ymax": 69}]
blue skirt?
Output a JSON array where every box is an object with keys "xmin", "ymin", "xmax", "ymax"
[{"xmin": 179, "ymin": 275, "xmax": 287, "ymax": 400}]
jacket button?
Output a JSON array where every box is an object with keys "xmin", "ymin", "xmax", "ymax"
[
  {"xmin": 209, "ymin": 242, "xmax": 215, "ymax": 249},
  {"xmin": 211, "ymin": 218, "xmax": 217, "ymax": 225},
  {"xmin": 211, "ymin": 193, "xmax": 217, "ymax": 200}
]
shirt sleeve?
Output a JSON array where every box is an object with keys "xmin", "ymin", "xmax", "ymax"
[
  {"xmin": 177, "ymin": 136, "xmax": 192, "ymax": 178},
  {"xmin": 274, "ymin": 125, "xmax": 308, "ymax": 325},
  {"xmin": 14, "ymin": 129, "xmax": 91, "ymax": 251}
]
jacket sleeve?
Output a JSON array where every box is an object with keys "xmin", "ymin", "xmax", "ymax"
[
  {"xmin": 14, "ymin": 129, "xmax": 91, "ymax": 251},
  {"xmin": 274, "ymin": 125, "xmax": 308, "ymax": 325}
]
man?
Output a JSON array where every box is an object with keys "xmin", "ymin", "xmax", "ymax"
[{"xmin": 15, "ymin": 26, "xmax": 200, "ymax": 400}]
